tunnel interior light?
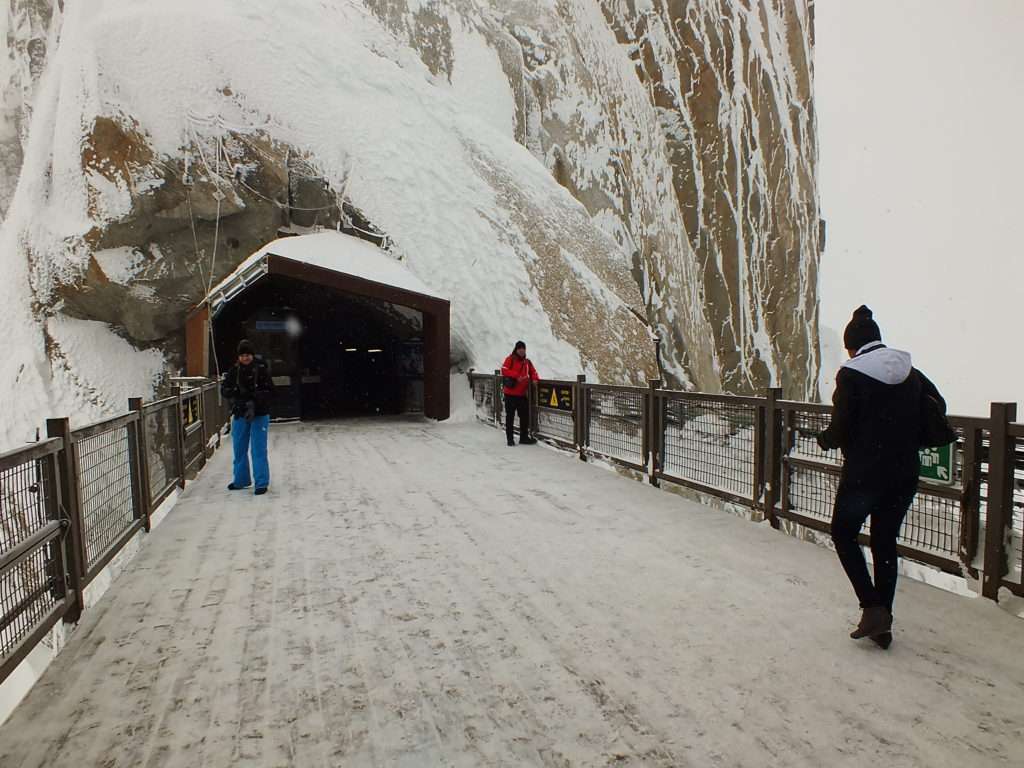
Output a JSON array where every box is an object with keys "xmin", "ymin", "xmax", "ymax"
[
  {"xmin": 367, "ymin": 348, "xmax": 383, "ymax": 354},
  {"xmin": 344, "ymin": 348, "xmax": 358, "ymax": 352}
]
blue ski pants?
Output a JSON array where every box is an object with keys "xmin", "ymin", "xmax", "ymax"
[{"xmin": 231, "ymin": 415, "xmax": 270, "ymax": 490}]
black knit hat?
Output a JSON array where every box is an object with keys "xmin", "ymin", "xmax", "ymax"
[
  {"xmin": 237, "ymin": 339, "xmax": 255, "ymax": 356},
  {"xmin": 843, "ymin": 305, "xmax": 882, "ymax": 351}
]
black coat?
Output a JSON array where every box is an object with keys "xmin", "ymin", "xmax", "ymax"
[
  {"xmin": 819, "ymin": 344, "xmax": 944, "ymax": 488},
  {"xmin": 221, "ymin": 359, "xmax": 274, "ymax": 418}
]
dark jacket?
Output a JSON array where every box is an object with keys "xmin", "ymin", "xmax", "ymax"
[
  {"xmin": 819, "ymin": 343, "xmax": 944, "ymax": 488},
  {"xmin": 501, "ymin": 354, "xmax": 539, "ymax": 397},
  {"xmin": 221, "ymin": 359, "xmax": 274, "ymax": 418}
]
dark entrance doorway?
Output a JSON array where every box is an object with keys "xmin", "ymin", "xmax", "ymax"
[
  {"xmin": 212, "ymin": 276, "xmax": 425, "ymax": 420},
  {"xmin": 186, "ymin": 233, "xmax": 450, "ymax": 420}
]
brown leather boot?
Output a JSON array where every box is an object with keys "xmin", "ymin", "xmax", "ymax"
[
  {"xmin": 871, "ymin": 632, "xmax": 893, "ymax": 649},
  {"xmin": 850, "ymin": 606, "xmax": 892, "ymax": 639}
]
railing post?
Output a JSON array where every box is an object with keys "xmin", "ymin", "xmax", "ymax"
[
  {"xmin": 529, "ymin": 380, "xmax": 539, "ymax": 437},
  {"xmin": 128, "ymin": 398, "xmax": 153, "ymax": 532},
  {"xmin": 762, "ymin": 387, "xmax": 783, "ymax": 529},
  {"xmin": 647, "ymin": 379, "xmax": 661, "ymax": 486},
  {"xmin": 753, "ymin": 393, "xmax": 766, "ymax": 510},
  {"xmin": 41, "ymin": 448, "xmax": 71, "ymax": 612},
  {"xmin": 982, "ymin": 402, "xmax": 1017, "ymax": 600},
  {"xmin": 198, "ymin": 385, "xmax": 210, "ymax": 466},
  {"xmin": 576, "ymin": 375, "xmax": 587, "ymax": 459},
  {"xmin": 959, "ymin": 424, "xmax": 983, "ymax": 576},
  {"xmin": 493, "ymin": 369, "xmax": 502, "ymax": 427},
  {"xmin": 173, "ymin": 385, "xmax": 187, "ymax": 489},
  {"xmin": 215, "ymin": 379, "xmax": 227, "ymax": 447},
  {"xmin": 46, "ymin": 418, "xmax": 85, "ymax": 624}
]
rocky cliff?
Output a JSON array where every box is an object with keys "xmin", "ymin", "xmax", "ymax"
[{"xmin": 0, "ymin": 0, "xmax": 820, "ymax": 445}]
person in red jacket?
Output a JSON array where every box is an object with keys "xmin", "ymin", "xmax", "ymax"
[{"xmin": 501, "ymin": 340, "xmax": 540, "ymax": 446}]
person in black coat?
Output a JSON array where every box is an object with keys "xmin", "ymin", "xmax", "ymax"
[
  {"xmin": 221, "ymin": 339, "xmax": 274, "ymax": 495},
  {"xmin": 818, "ymin": 306, "xmax": 946, "ymax": 648}
]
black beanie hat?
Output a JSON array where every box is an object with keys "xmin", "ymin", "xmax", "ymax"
[
  {"xmin": 237, "ymin": 339, "xmax": 255, "ymax": 356},
  {"xmin": 843, "ymin": 305, "xmax": 882, "ymax": 351},
  {"xmin": 514, "ymin": 340, "xmax": 526, "ymax": 351}
]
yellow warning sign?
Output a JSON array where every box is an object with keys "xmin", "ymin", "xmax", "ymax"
[
  {"xmin": 182, "ymin": 396, "xmax": 200, "ymax": 427},
  {"xmin": 537, "ymin": 384, "xmax": 573, "ymax": 412}
]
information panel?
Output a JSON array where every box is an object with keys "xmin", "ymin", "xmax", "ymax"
[
  {"xmin": 537, "ymin": 383, "xmax": 573, "ymax": 412},
  {"xmin": 919, "ymin": 444, "xmax": 954, "ymax": 485}
]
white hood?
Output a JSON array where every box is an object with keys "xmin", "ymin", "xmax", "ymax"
[{"xmin": 841, "ymin": 343, "xmax": 913, "ymax": 385}]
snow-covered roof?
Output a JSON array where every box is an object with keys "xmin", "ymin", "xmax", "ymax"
[{"xmin": 206, "ymin": 231, "xmax": 446, "ymax": 315}]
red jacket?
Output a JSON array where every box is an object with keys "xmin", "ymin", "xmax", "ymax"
[{"xmin": 501, "ymin": 354, "xmax": 539, "ymax": 397}]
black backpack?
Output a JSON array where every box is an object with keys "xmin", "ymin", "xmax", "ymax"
[{"xmin": 918, "ymin": 376, "xmax": 955, "ymax": 448}]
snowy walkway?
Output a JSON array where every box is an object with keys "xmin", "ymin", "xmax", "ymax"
[{"xmin": 0, "ymin": 420, "xmax": 1021, "ymax": 767}]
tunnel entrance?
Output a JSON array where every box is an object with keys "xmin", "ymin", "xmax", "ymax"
[
  {"xmin": 212, "ymin": 276, "xmax": 424, "ymax": 419},
  {"xmin": 186, "ymin": 232, "xmax": 450, "ymax": 420}
]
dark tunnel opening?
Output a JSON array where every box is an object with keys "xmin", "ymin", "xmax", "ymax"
[{"xmin": 212, "ymin": 275, "xmax": 425, "ymax": 420}]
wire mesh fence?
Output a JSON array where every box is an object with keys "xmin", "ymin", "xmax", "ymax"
[
  {"xmin": 659, "ymin": 394, "xmax": 758, "ymax": 501},
  {"xmin": 201, "ymin": 383, "xmax": 229, "ymax": 447},
  {"xmin": 536, "ymin": 382, "xmax": 577, "ymax": 448},
  {"xmin": 1006, "ymin": 427, "xmax": 1024, "ymax": 591},
  {"xmin": 470, "ymin": 375, "xmax": 496, "ymax": 424},
  {"xmin": 0, "ymin": 380, "xmax": 235, "ymax": 685},
  {"xmin": 73, "ymin": 423, "xmax": 137, "ymax": 572},
  {"xmin": 784, "ymin": 462, "xmax": 836, "ymax": 523},
  {"xmin": 780, "ymin": 405, "xmax": 969, "ymax": 568},
  {"xmin": 0, "ymin": 451, "xmax": 53, "ymax": 551},
  {"xmin": 536, "ymin": 407, "xmax": 574, "ymax": 444},
  {"xmin": 0, "ymin": 543, "xmax": 59, "ymax": 661},
  {"xmin": 586, "ymin": 387, "xmax": 644, "ymax": 466},
  {"xmin": 786, "ymin": 408, "xmax": 838, "ymax": 465},
  {"xmin": 144, "ymin": 400, "xmax": 180, "ymax": 507},
  {"xmin": 464, "ymin": 377, "xmax": 1021, "ymax": 593},
  {"xmin": 181, "ymin": 390, "xmax": 205, "ymax": 472},
  {"xmin": 0, "ymin": 443, "xmax": 63, "ymax": 675},
  {"xmin": 785, "ymin": 464, "xmax": 964, "ymax": 562}
]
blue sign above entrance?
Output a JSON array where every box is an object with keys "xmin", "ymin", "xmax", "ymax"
[{"xmin": 255, "ymin": 320, "xmax": 288, "ymax": 332}]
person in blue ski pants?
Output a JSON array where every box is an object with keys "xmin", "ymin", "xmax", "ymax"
[{"xmin": 220, "ymin": 339, "xmax": 274, "ymax": 495}]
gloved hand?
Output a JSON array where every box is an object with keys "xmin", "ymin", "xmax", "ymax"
[
  {"xmin": 815, "ymin": 432, "xmax": 830, "ymax": 452},
  {"xmin": 244, "ymin": 400, "xmax": 256, "ymax": 422}
]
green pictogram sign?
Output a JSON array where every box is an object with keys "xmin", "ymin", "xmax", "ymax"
[{"xmin": 919, "ymin": 443, "xmax": 954, "ymax": 485}]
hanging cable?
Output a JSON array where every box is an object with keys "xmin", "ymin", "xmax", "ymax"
[{"xmin": 206, "ymin": 138, "xmax": 224, "ymax": 297}]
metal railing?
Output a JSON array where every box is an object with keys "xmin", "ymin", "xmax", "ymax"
[
  {"xmin": 0, "ymin": 381, "xmax": 229, "ymax": 685},
  {"xmin": 534, "ymin": 378, "xmax": 579, "ymax": 449},
  {"xmin": 0, "ymin": 440, "xmax": 68, "ymax": 681},
  {"xmin": 658, "ymin": 391, "xmax": 760, "ymax": 504},
  {"xmin": 585, "ymin": 384, "xmax": 646, "ymax": 469},
  {"xmin": 71, "ymin": 414, "xmax": 142, "ymax": 579},
  {"xmin": 468, "ymin": 372, "xmax": 1023, "ymax": 603}
]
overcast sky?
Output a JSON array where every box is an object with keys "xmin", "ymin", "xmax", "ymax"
[{"xmin": 814, "ymin": 0, "xmax": 1023, "ymax": 415}]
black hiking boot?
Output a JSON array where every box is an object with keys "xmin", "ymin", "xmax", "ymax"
[
  {"xmin": 871, "ymin": 632, "xmax": 893, "ymax": 650},
  {"xmin": 254, "ymin": 487, "xmax": 268, "ymax": 496},
  {"xmin": 850, "ymin": 606, "xmax": 892, "ymax": 639},
  {"xmin": 227, "ymin": 483, "xmax": 251, "ymax": 491},
  {"xmin": 520, "ymin": 437, "xmax": 537, "ymax": 445},
  {"xmin": 507, "ymin": 439, "xmax": 516, "ymax": 446}
]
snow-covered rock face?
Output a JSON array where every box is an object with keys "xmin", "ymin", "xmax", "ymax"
[
  {"xmin": 0, "ymin": 0, "xmax": 820, "ymax": 446},
  {"xmin": 0, "ymin": 0, "xmax": 56, "ymax": 216},
  {"xmin": 364, "ymin": 0, "xmax": 820, "ymax": 395},
  {"xmin": 599, "ymin": 1, "xmax": 821, "ymax": 397}
]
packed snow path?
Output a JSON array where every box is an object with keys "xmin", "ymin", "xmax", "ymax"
[{"xmin": 0, "ymin": 420, "xmax": 1021, "ymax": 767}]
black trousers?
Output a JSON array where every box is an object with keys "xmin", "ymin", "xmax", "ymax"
[
  {"xmin": 504, "ymin": 395, "xmax": 530, "ymax": 442},
  {"xmin": 830, "ymin": 477, "xmax": 916, "ymax": 611}
]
